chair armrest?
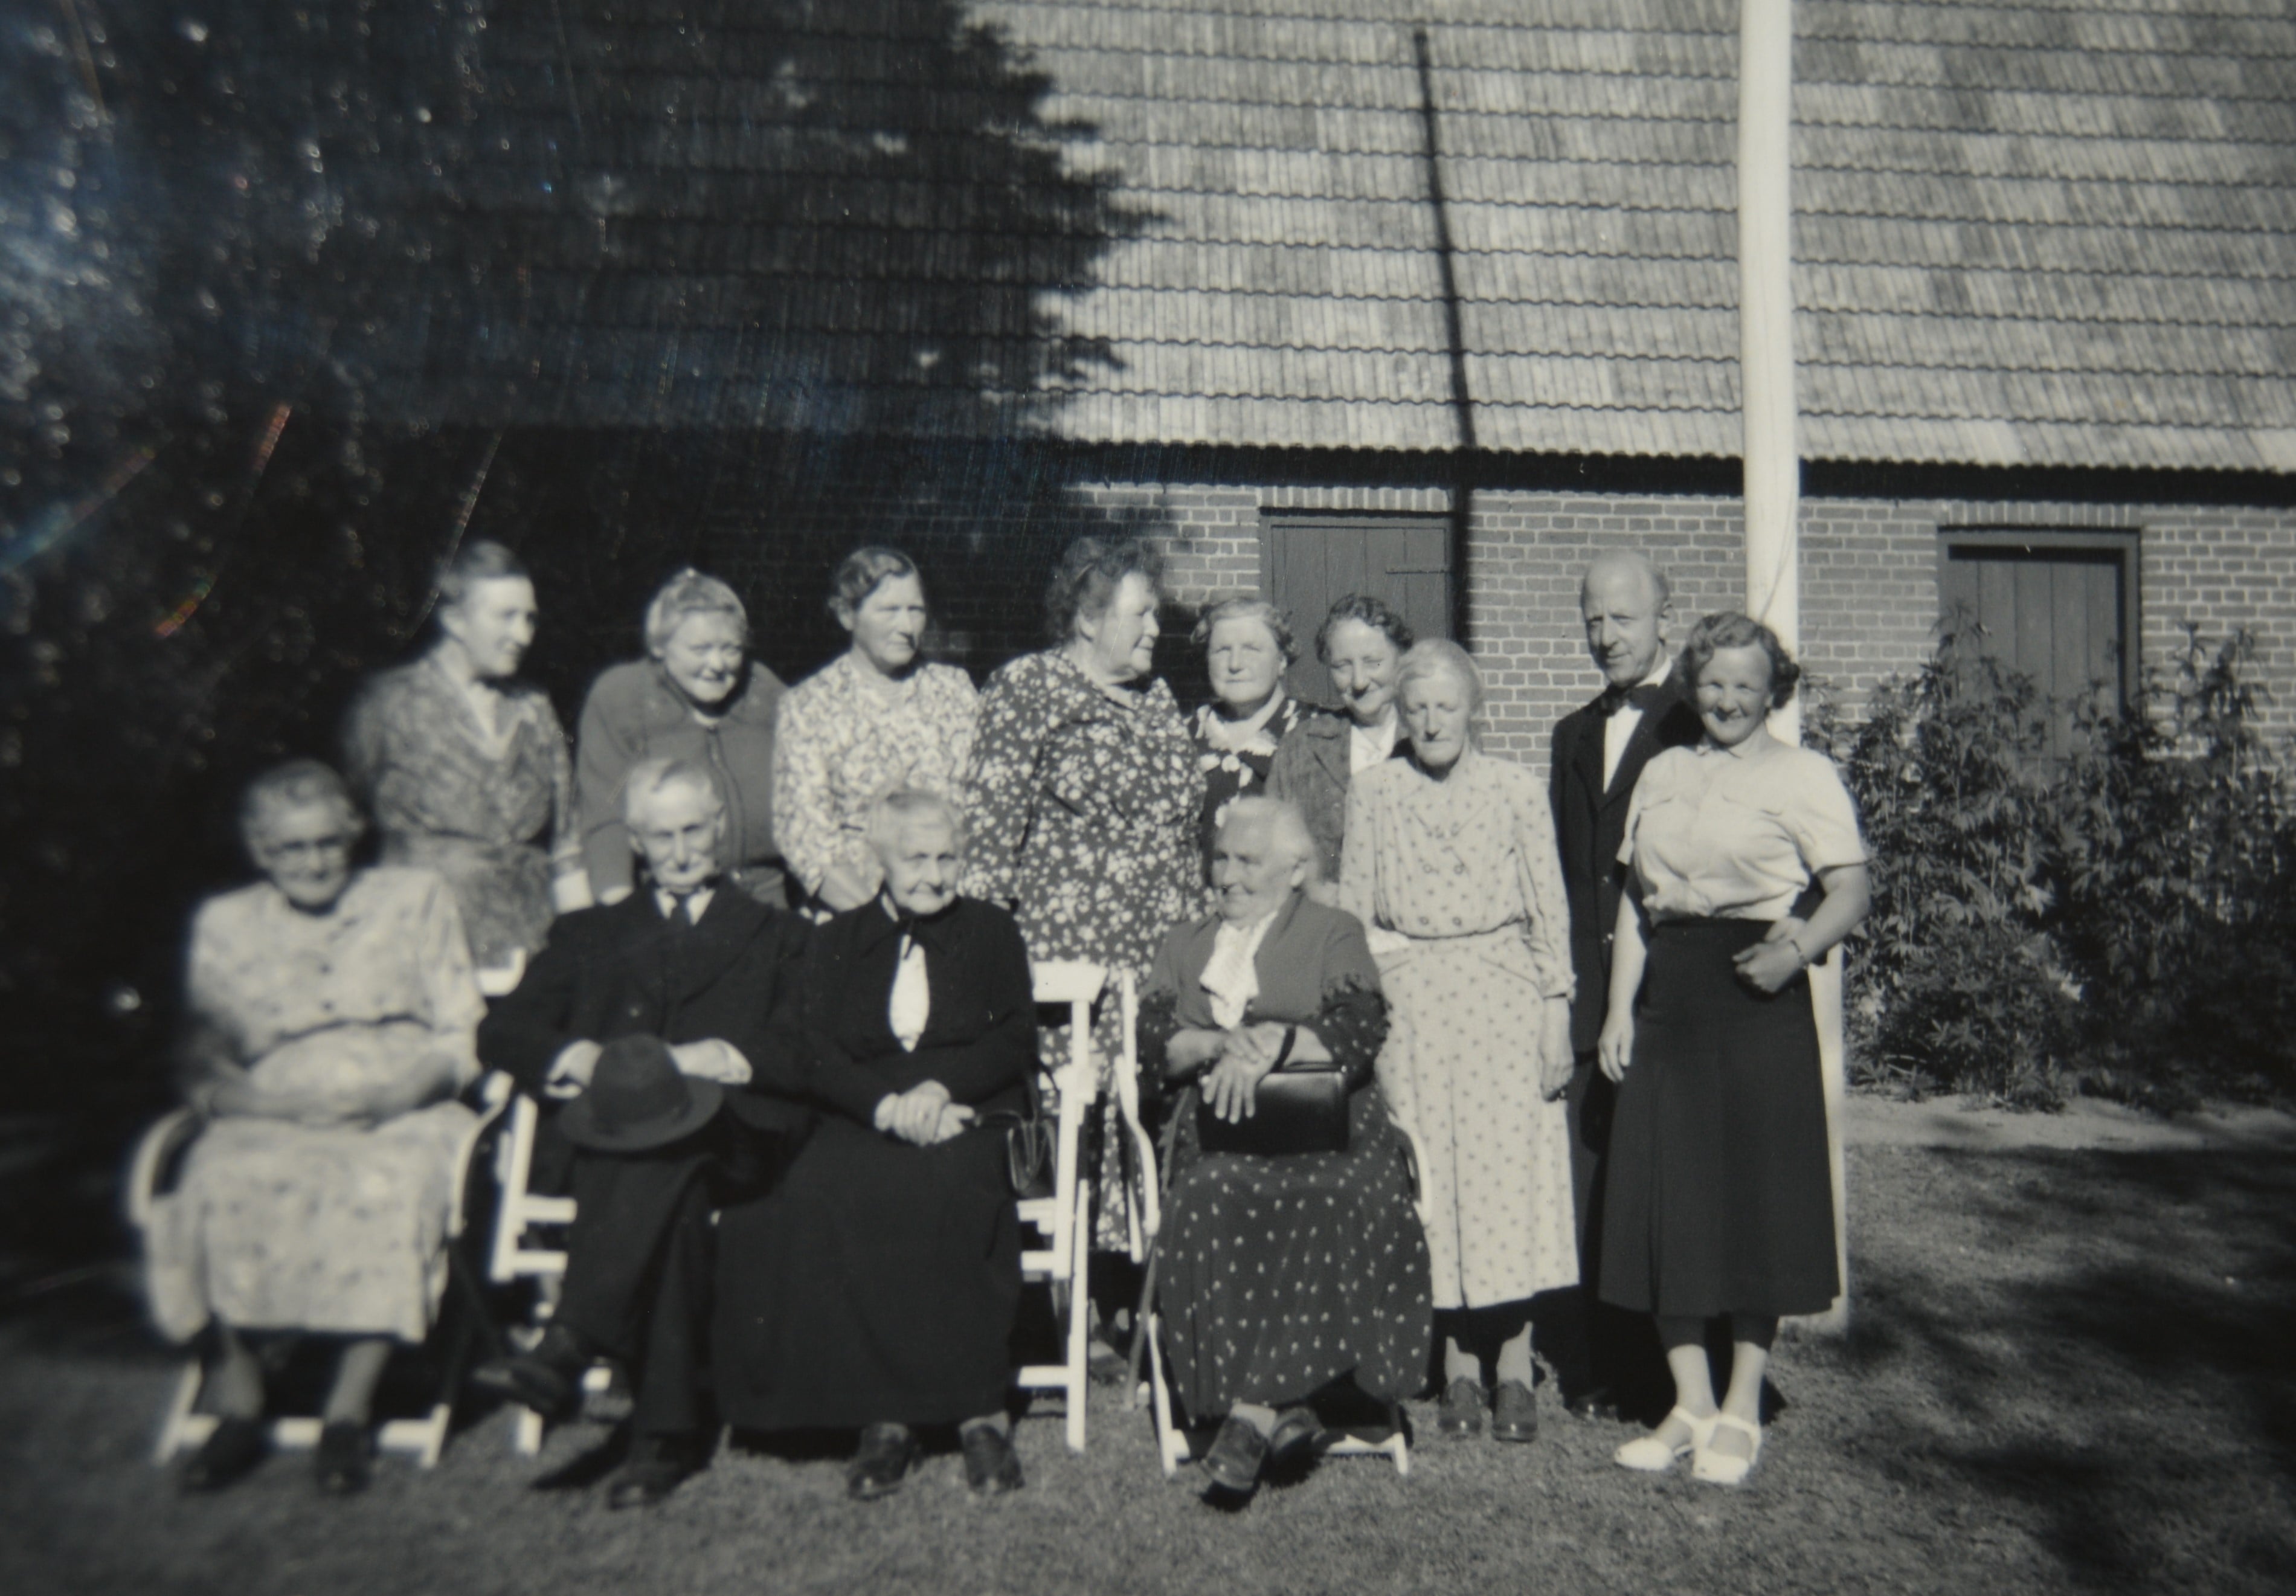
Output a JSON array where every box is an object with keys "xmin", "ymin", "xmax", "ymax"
[{"xmin": 123, "ymin": 1109, "xmax": 202, "ymax": 1231}]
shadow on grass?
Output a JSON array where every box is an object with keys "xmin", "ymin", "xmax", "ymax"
[{"xmin": 1822, "ymin": 1146, "xmax": 2296, "ymax": 1593}]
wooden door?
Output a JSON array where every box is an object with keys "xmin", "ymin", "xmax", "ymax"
[
  {"xmin": 1940, "ymin": 531, "xmax": 2137, "ymax": 755},
  {"xmin": 1263, "ymin": 515, "xmax": 1453, "ymax": 703}
]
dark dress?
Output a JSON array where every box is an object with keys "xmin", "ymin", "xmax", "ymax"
[
  {"xmin": 1138, "ymin": 895, "xmax": 1432, "ymax": 1418},
  {"xmin": 715, "ymin": 895, "xmax": 1034, "ymax": 1431},
  {"xmin": 1188, "ymin": 694, "xmax": 1310, "ymax": 870},
  {"xmin": 1598, "ymin": 742, "xmax": 1865, "ymax": 1321}
]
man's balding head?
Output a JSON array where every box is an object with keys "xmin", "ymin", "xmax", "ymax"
[{"xmin": 1579, "ymin": 553, "xmax": 1673, "ymax": 689}]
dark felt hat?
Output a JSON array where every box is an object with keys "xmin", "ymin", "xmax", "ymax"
[{"xmin": 556, "ymin": 1035, "xmax": 722, "ymax": 1152}]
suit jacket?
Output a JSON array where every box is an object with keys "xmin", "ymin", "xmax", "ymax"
[
  {"xmin": 1549, "ymin": 676, "xmax": 1704, "ymax": 1054},
  {"xmin": 799, "ymin": 895, "xmax": 1036, "ymax": 1126},
  {"xmin": 1266, "ymin": 707, "xmax": 1405, "ymax": 887},
  {"xmin": 477, "ymin": 886, "xmax": 813, "ymax": 1137}
]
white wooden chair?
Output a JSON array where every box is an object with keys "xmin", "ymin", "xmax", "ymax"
[
  {"xmin": 1017, "ymin": 960, "xmax": 1156, "ymax": 1453},
  {"xmin": 483, "ymin": 1073, "xmax": 631, "ymax": 1455},
  {"xmin": 127, "ymin": 1078, "xmax": 509, "ymax": 1470}
]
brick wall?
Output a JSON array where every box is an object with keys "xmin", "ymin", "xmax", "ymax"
[{"xmin": 684, "ymin": 457, "xmax": 2296, "ymax": 774}]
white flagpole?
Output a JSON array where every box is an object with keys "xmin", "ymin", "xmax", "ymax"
[{"xmin": 1738, "ymin": 0, "xmax": 1849, "ymax": 1333}]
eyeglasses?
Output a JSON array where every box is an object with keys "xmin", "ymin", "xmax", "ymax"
[{"xmin": 260, "ymin": 836, "xmax": 356, "ymax": 862}]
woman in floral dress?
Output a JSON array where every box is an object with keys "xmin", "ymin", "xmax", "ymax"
[
  {"xmin": 147, "ymin": 761, "xmax": 483, "ymax": 1495},
  {"xmin": 1338, "ymin": 640, "xmax": 1578, "ymax": 1446},
  {"xmin": 962, "ymin": 535, "xmax": 1206, "ymax": 1260},
  {"xmin": 1186, "ymin": 596, "xmax": 1310, "ymax": 874},
  {"xmin": 344, "ymin": 541, "xmax": 586, "ymax": 973},
  {"xmin": 773, "ymin": 548, "xmax": 979, "ymax": 916}
]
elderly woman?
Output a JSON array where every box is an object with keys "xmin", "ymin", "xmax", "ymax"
[
  {"xmin": 1267, "ymin": 594, "xmax": 1413, "ymax": 890},
  {"xmin": 716, "ymin": 791, "xmax": 1034, "ymax": 1499},
  {"xmin": 1186, "ymin": 597, "xmax": 1311, "ymax": 870},
  {"xmin": 576, "ymin": 568, "xmax": 789, "ymax": 907},
  {"xmin": 962, "ymin": 533, "xmax": 1205, "ymax": 1266},
  {"xmin": 1600, "ymin": 613, "xmax": 1870, "ymax": 1487},
  {"xmin": 1338, "ymin": 640, "xmax": 1577, "ymax": 1444},
  {"xmin": 144, "ymin": 761, "xmax": 483, "ymax": 1495},
  {"xmin": 345, "ymin": 541, "xmax": 587, "ymax": 971},
  {"xmin": 1140, "ymin": 797, "xmax": 1432, "ymax": 1504},
  {"xmin": 772, "ymin": 547, "xmax": 979, "ymax": 915}
]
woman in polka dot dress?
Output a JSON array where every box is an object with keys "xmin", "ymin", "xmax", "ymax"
[
  {"xmin": 1339, "ymin": 640, "xmax": 1578, "ymax": 1445},
  {"xmin": 1139, "ymin": 797, "xmax": 1430, "ymax": 1503}
]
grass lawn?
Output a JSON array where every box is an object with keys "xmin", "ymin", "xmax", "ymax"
[{"xmin": 3, "ymin": 1139, "xmax": 2292, "ymax": 1596}]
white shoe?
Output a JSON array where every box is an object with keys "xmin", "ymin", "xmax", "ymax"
[
  {"xmin": 1691, "ymin": 1412, "xmax": 1763, "ymax": 1486},
  {"xmin": 1613, "ymin": 1406, "xmax": 1718, "ymax": 1473}
]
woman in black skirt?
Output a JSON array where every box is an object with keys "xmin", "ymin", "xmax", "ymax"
[
  {"xmin": 714, "ymin": 789, "xmax": 1033, "ymax": 1499},
  {"xmin": 1597, "ymin": 613, "xmax": 1869, "ymax": 1487}
]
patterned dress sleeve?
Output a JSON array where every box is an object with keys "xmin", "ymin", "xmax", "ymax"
[
  {"xmin": 1509, "ymin": 771, "xmax": 1576, "ymax": 1002},
  {"xmin": 575, "ymin": 672, "xmax": 645, "ymax": 900},
  {"xmin": 536, "ymin": 696, "xmax": 585, "ymax": 886},
  {"xmin": 412, "ymin": 875, "xmax": 486, "ymax": 1087},
  {"xmin": 936, "ymin": 667, "xmax": 982, "ymax": 793},
  {"xmin": 1336, "ymin": 778, "xmax": 1380, "ymax": 930},
  {"xmin": 1310, "ymin": 909, "xmax": 1388, "ymax": 1090},
  {"xmin": 770, "ymin": 675, "xmax": 840, "ymax": 896},
  {"xmin": 339, "ymin": 675, "xmax": 393, "ymax": 816},
  {"xmin": 959, "ymin": 664, "xmax": 1044, "ymax": 908}
]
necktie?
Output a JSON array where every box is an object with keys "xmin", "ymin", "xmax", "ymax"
[
  {"xmin": 670, "ymin": 894, "xmax": 696, "ymax": 928},
  {"xmin": 1600, "ymin": 681, "xmax": 1671, "ymax": 718}
]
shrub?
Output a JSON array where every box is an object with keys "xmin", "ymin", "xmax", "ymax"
[
  {"xmin": 1825, "ymin": 621, "xmax": 2295, "ymax": 1109},
  {"xmin": 2052, "ymin": 630, "xmax": 2296, "ymax": 1107},
  {"xmin": 1821, "ymin": 623, "xmax": 2083, "ymax": 1105}
]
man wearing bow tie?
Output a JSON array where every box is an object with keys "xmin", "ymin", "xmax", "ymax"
[
  {"xmin": 475, "ymin": 756, "xmax": 812, "ymax": 1507},
  {"xmin": 1548, "ymin": 553, "xmax": 1704, "ymax": 1420}
]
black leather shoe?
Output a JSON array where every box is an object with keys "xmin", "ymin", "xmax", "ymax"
[
  {"xmin": 314, "ymin": 1420, "xmax": 373, "ymax": 1495},
  {"xmin": 606, "ymin": 1433, "xmax": 702, "ymax": 1510},
  {"xmin": 180, "ymin": 1416, "xmax": 267, "ymax": 1493},
  {"xmin": 959, "ymin": 1424, "xmax": 1024, "ymax": 1497},
  {"xmin": 1492, "ymin": 1380, "xmax": 1539, "ymax": 1444},
  {"xmin": 1564, "ymin": 1385, "xmax": 1625, "ymax": 1423},
  {"xmin": 1436, "ymin": 1377, "xmax": 1487, "ymax": 1437},
  {"xmin": 846, "ymin": 1423, "xmax": 918, "ymax": 1501},
  {"xmin": 1201, "ymin": 1415, "xmax": 1269, "ymax": 1496},
  {"xmin": 471, "ymin": 1324, "xmax": 589, "ymax": 1420},
  {"xmin": 1267, "ymin": 1406, "xmax": 1321, "ymax": 1463}
]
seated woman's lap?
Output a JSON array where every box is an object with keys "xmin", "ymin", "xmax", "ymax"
[{"xmin": 152, "ymin": 1102, "xmax": 475, "ymax": 1343}]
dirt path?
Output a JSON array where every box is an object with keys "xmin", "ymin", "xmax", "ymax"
[{"xmin": 1844, "ymin": 1092, "xmax": 2296, "ymax": 1155}]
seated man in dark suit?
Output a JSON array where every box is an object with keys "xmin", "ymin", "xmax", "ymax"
[{"xmin": 473, "ymin": 756, "xmax": 811, "ymax": 1507}]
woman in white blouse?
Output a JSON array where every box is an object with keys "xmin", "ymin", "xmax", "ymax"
[
  {"xmin": 771, "ymin": 549, "xmax": 979, "ymax": 914},
  {"xmin": 1598, "ymin": 612, "xmax": 1871, "ymax": 1487}
]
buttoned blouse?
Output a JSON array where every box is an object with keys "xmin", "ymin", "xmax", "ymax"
[
  {"xmin": 1337, "ymin": 750, "xmax": 1574, "ymax": 1000},
  {"xmin": 771, "ymin": 653, "xmax": 979, "ymax": 898},
  {"xmin": 187, "ymin": 866, "xmax": 484, "ymax": 1087},
  {"xmin": 1621, "ymin": 740, "xmax": 1867, "ymax": 922}
]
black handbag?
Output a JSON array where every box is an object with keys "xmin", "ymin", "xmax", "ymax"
[
  {"xmin": 1195, "ymin": 1027, "xmax": 1349, "ymax": 1157},
  {"xmin": 980, "ymin": 1087, "xmax": 1053, "ymax": 1198}
]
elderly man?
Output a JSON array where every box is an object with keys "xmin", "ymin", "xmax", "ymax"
[
  {"xmin": 1548, "ymin": 553, "xmax": 1704, "ymax": 1419},
  {"xmin": 713, "ymin": 789, "xmax": 1037, "ymax": 1501},
  {"xmin": 474, "ymin": 756, "xmax": 811, "ymax": 1507}
]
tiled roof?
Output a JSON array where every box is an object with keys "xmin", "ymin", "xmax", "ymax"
[
  {"xmin": 420, "ymin": 1, "xmax": 2296, "ymax": 472},
  {"xmin": 971, "ymin": 0, "xmax": 2296, "ymax": 471}
]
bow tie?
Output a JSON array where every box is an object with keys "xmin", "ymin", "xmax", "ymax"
[{"xmin": 1598, "ymin": 682, "xmax": 1672, "ymax": 719}]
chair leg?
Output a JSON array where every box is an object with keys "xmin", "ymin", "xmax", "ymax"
[
  {"xmin": 1146, "ymin": 1316, "xmax": 1186, "ymax": 1479},
  {"xmin": 153, "ymin": 1360, "xmax": 204, "ymax": 1466},
  {"xmin": 513, "ymin": 1405, "xmax": 545, "ymax": 1457},
  {"xmin": 1064, "ymin": 1178, "xmax": 1091, "ymax": 1453}
]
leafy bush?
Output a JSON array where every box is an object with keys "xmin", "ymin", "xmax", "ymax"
[
  {"xmin": 1821, "ymin": 624, "xmax": 2084, "ymax": 1106},
  {"xmin": 1822, "ymin": 621, "xmax": 2296, "ymax": 1109},
  {"xmin": 2052, "ymin": 630, "xmax": 2296, "ymax": 1107}
]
